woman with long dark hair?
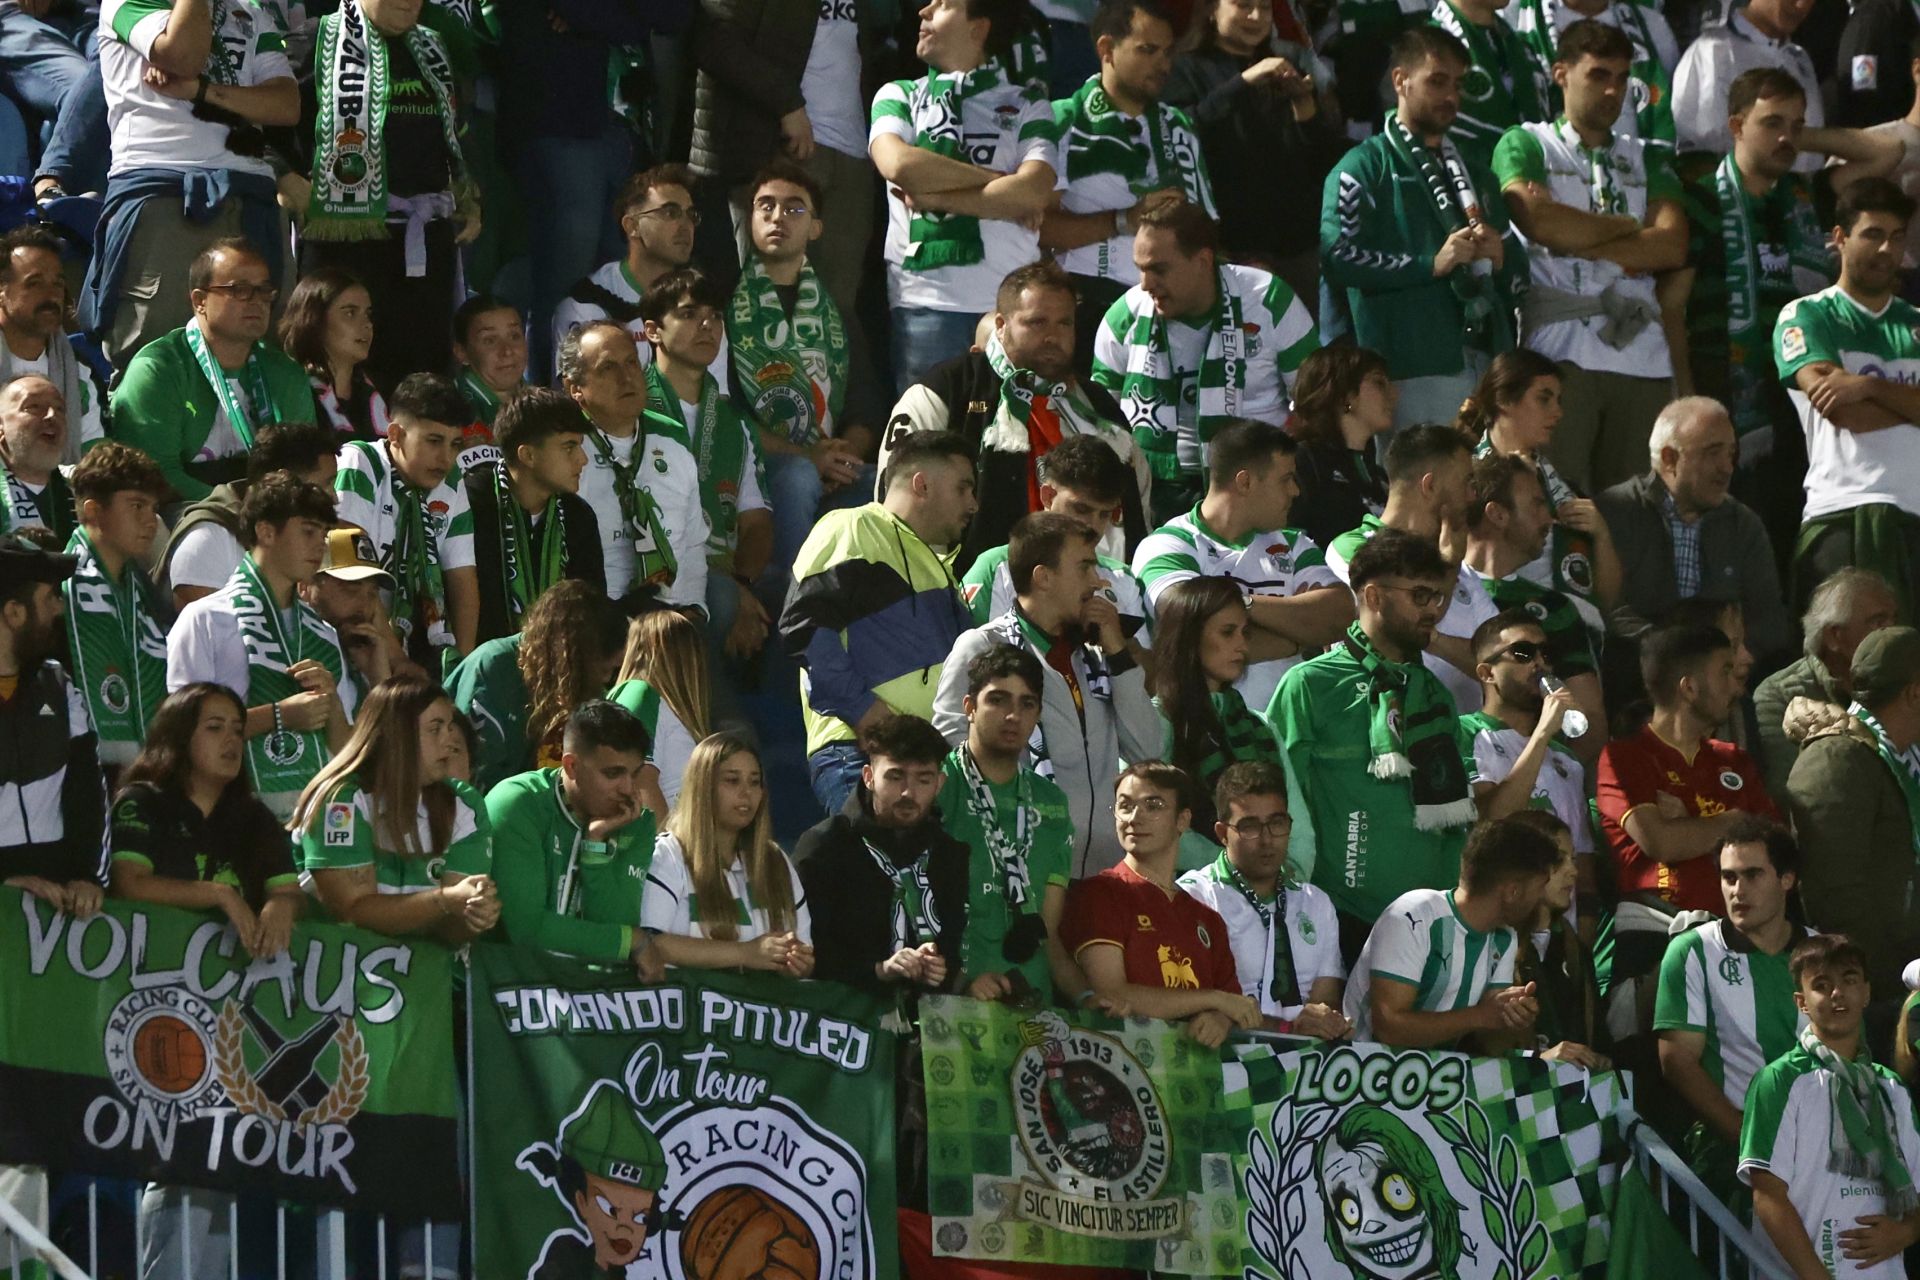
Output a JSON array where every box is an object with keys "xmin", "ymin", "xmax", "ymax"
[
  {"xmin": 1150, "ymin": 577, "xmax": 1313, "ymax": 858},
  {"xmin": 642, "ymin": 733, "xmax": 813, "ymax": 976},
  {"xmin": 1286, "ymin": 345, "xmax": 1396, "ymax": 549},
  {"xmin": 279, "ymin": 267, "xmax": 389, "ymax": 441},
  {"xmin": 109, "ymin": 683, "xmax": 303, "ymax": 957},
  {"xmin": 291, "ymin": 674, "xmax": 498, "ymax": 940},
  {"xmin": 1456, "ymin": 349, "xmax": 1621, "ymax": 634}
]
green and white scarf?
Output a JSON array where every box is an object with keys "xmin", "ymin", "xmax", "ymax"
[
  {"xmin": 1432, "ymin": 0, "xmax": 1549, "ymax": 134},
  {"xmin": 184, "ymin": 317, "xmax": 280, "ymax": 453},
  {"xmin": 902, "ymin": 65, "xmax": 1003, "ymax": 271},
  {"xmin": 1190, "ymin": 687, "xmax": 1285, "ymax": 801},
  {"xmin": 983, "ymin": 332, "xmax": 1108, "ymax": 445},
  {"xmin": 1514, "ymin": 0, "xmax": 1669, "ymax": 145},
  {"xmin": 865, "ymin": 839, "xmax": 941, "ymax": 950},
  {"xmin": 203, "ymin": 0, "xmax": 248, "ymax": 85},
  {"xmin": 1342, "ymin": 621, "xmax": 1476, "ymax": 829},
  {"xmin": 0, "ymin": 463, "xmax": 73, "ymax": 543},
  {"xmin": 490, "ymin": 461, "xmax": 566, "ymax": 628},
  {"xmin": 1209, "ymin": 850, "xmax": 1301, "ymax": 1008},
  {"xmin": 1057, "ymin": 75, "xmax": 1206, "ymax": 200},
  {"xmin": 583, "ymin": 412, "xmax": 677, "ymax": 591},
  {"xmin": 308, "ymin": 1, "xmax": 470, "ymax": 237},
  {"xmin": 1852, "ymin": 703, "xmax": 1920, "ymax": 883},
  {"xmin": 346, "ymin": 441, "xmax": 446, "ymax": 652},
  {"xmin": 229, "ymin": 556, "xmax": 342, "ymax": 795},
  {"xmin": 1714, "ymin": 154, "xmax": 1829, "ymax": 441},
  {"xmin": 727, "ymin": 256, "xmax": 847, "ymax": 447},
  {"xmin": 1110, "ymin": 270, "xmax": 1250, "ymax": 481},
  {"xmin": 647, "ymin": 363, "xmax": 756, "ymax": 561},
  {"xmin": 1384, "ymin": 112, "xmax": 1501, "ymax": 350},
  {"xmin": 457, "ymin": 368, "xmax": 509, "ymax": 428},
  {"xmin": 63, "ymin": 528, "xmax": 167, "ymax": 754},
  {"xmin": 956, "ymin": 745, "xmax": 1038, "ymax": 929},
  {"xmin": 1797, "ymin": 1024, "xmax": 1920, "ymax": 1217}
]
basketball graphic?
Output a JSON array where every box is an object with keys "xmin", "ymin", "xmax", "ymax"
[
  {"xmin": 132, "ymin": 1012, "xmax": 209, "ymax": 1095},
  {"xmin": 679, "ymin": 1185, "xmax": 821, "ymax": 1280}
]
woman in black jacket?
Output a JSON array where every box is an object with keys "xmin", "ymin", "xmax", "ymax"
[{"xmin": 1164, "ymin": 0, "xmax": 1351, "ymax": 308}]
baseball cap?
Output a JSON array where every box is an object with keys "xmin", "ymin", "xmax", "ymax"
[
  {"xmin": 0, "ymin": 532, "xmax": 77, "ymax": 592},
  {"xmin": 1850, "ymin": 625, "xmax": 1920, "ymax": 708},
  {"xmin": 317, "ymin": 526, "xmax": 395, "ymax": 590}
]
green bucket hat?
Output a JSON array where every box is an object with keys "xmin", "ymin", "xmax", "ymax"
[{"xmin": 560, "ymin": 1084, "xmax": 666, "ymax": 1189}]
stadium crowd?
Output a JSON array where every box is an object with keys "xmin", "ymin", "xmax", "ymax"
[{"xmin": 6, "ymin": 0, "xmax": 1920, "ymax": 1270}]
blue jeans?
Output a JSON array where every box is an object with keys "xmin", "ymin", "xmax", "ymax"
[
  {"xmin": 519, "ymin": 123, "xmax": 632, "ymax": 379},
  {"xmin": 890, "ymin": 305, "xmax": 981, "ymax": 396},
  {"xmin": 763, "ymin": 450, "xmax": 875, "ymax": 584},
  {"xmin": 0, "ymin": 3, "xmax": 106, "ymax": 191},
  {"xmin": 808, "ymin": 740, "xmax": 867, "ymax": 817}
]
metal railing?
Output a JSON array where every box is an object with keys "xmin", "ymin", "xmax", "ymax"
[
  {"xmin": 0, "ymin": 1187, "xmax": 90, "ymax": 1280},
  {"xmin": 1629, "ymin": 1122, "xmax": 1792, "ymax": 1280}
]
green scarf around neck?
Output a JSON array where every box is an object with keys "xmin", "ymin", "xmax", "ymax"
[
  {"xmin": 727, "ymin": 255, "xmax": 848, "ymax": 447},
  {"xmin": 1342, "ymin": 620, "xmax": 1476, "ymax": 830},
  {"xmin": 901, "ymin": 65, "xmax": 1003, "ymax": 271},
  {"xmin": 1383, "ymin": 111, "xmax": 1502, "ymax": 352},
  {"xmin": 229, "ymin": 556, "xmax": 343, "ymax": 796},
  {"xmin": 1797, "ymin": 1023, "xmax": 1920, "ymax": 1218},
  {"xmin": 490, "ymin": 461, "xmax": 566, "ymax": 627},
  {"xmin": 64, "ymin": 527, "xmax": 168, "ymax": 751},
  {"xmin": 1057, "ymin": 74, "xmax": 1204, "ymax": 200},
  {"xmin": 647, "ymin": 362, "xmax": 755, "ymax": 563}
]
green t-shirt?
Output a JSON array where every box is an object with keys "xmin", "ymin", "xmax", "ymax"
[
  {"xmin": 446, "ymin": 633, "xmax": 529, "ymax": 794},
  {"xmin": 937, "ymin": 754, "xmax": 1074, "ymax": 996},
  {"xmin": 484, "ymin": 767, "xmax": 656, "ymax": 963},
  {"xmin": 1267, "ymin": 647, "xmax": 1469, "ymax": 922},
  {"xmin": 299, "ymin": 776, "xmax": 492, "ymax": 894},
  {"xmin": 1653, "ymin": 920, "xmax": 1806, "ymax": 1110}
]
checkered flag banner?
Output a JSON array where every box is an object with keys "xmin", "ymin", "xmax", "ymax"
[{"xmin": 924, "ymin": 1006, "xmax": 1635, "ymax": 1277}]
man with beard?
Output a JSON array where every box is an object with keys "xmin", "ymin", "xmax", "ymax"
[
  {"xmin": 1321, "ymin": 26, "xmax": 1525, "ymax": 434},
  {"xmin": 0, "ymin": 375, "xmax": 76, "ymax": 545},
  {"xmin": 1459, "ymin": 611, "xmax": 1598, "ymax": 930},
  {"xmin": 0, "ymin": 227, "xmax": 102, "ymax": 463},
  {"xmin": 332, "ymin": 373, "xmax": 481, "ymax": 668},
  {"xmin": 1269, "ymin": 528, "xmax": 1481, "ymax": 963},
  {"xmin": 304, "ymin": 528, "xmax": 424, "ymax": 695},
  {"xmin": 1041, "ymin": 0, "xmax": 1215, "ymax": 371},
  {"xmin": 885, "ymin": 259, "xmax": 1145, "ymax": 572},
  {"xmin": 1092, "ymin": 201, "xmax": 1318, "ymax": 523},
  {"xmin": 551, "ymin": 166, "xmax": 730, "ymax": 386},
  {"xmin": 937, "ymin": 646, "xmax": 1081, "ymax": 1002},
  {"xmin": 0, "ymin": 534, "xmax": 106, "ymax": 919},
  {"xmin": 1776, "ymin": 179, "xmax": 1920, "ymax": 620},
  {"xmin": 934, "ymin": 512, "xmax": 1162, "ymax": 877},
  {"xmin": 1460, "ymin": 455, "xmax": 1609, "ymax": 759},
  {"xmin": 111, "ymin": 240, "xmax": 311, "ymax": 504}
]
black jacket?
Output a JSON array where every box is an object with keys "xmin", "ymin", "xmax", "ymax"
[
  {"xmin": 889, "ymin": 349, "xmax": 1148, "ymax": 573},
  {"xmin": 0, "ymin": 660, "xmax": 106, "ymax": 885},
  {"xmin": 463, "ymin": 462, "xmax": 608, "ymax": 645},
  {"xmin": 1287, "ymin": 437, "xmax": 1387, "ymax": 552},
  {"xmin": 792, "ymin": 787, "xmax": 970, "ymax": 998},
  {"xmin": 689, "ymin": 0, "xmax": 819, "ymax": 182},
  {"xmin": 1164, "ymin": 45, "xmax": 1352, "ymax": 262}
]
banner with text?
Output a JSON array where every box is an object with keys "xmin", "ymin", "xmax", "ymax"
[
  {"xmin": 0, "ymin": 888, "xmax": 460, "ymax": 1218},
  {"xmin": 468, "ymin": 945, "xmax": 899, "ymax": 1280},
  {"xmin": 923, "ymin": 1004, "xmax": 1634, "ymax": 1277}
]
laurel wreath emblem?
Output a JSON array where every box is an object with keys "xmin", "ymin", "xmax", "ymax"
[
  {"xmin": 213, "ymin": 1000, "xmax": 370, "ymax": 1128},
  {"xmin": 1429, "ymin": 1101, "xmax": 1550, "ymax": 1280},
  {"xmin": 1244, "ymin": 1093, "xmax": 1337, "ymax": 1280}
]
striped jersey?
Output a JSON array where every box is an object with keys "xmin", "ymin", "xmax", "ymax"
[
  {"xmin": 641, "ymin": 832, "xmax": 812, "ymax": 946},
  {"xmin": 332, "ymin": 439, "xmax": 477, "ymax": 652},
  {"xmin": 1344, "ymin": 887, "xmax": 1517, "ymax": 1043},
  {"xmin": 1132, "ymin": 506, "xmax": 1340, "ymax": 711},
  {"xmin": 608, "ymin": 677, "xmax": 698, "ymax": 807},
  {"xmin": 1654, "ymin": 920, "xmax": 1808, "ymax": 1108},
  {"xmin": 298, "ymin": 778, "xmax": 491, "ymax": 894}
]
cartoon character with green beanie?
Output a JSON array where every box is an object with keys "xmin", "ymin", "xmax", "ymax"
[{"xmin": 519, "ymin": 1081, "xmax": 671, "ymax": 1277}]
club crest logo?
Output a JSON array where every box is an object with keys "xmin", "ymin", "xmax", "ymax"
[
  {"xmin": 1011, "ymin": 1012, "xmax": 1170, "ymax": 1202},
  {"xmin": 103, "ymin": 988, "xmax": 222, "ymax": 1123},
  {"xmin": 99, "ymin": 672, "xmax": 130, "ymax": 716}
]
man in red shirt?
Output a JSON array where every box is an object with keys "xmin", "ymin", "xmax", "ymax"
[
  {"xmin": 1061, "ymin": 762, "xmax": 1261, "ymax": 1047},
  {"xmin": 1597, "ymin": 622, "xmax": 1779, "ymax": 1026}
]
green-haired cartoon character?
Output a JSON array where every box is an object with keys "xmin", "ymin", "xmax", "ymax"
[
  {"xmin": 518, "ymin": 1081, "xmax": 671, "ymax": 1278},
  {"xmin": 1316, "ymin": 1106, "xmax": 1464, "ymax": 1280}
]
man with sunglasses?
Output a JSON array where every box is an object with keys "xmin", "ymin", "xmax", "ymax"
[
  {"xmin": 1460, "ymin": 609, "xmax": 1600, "ymax": 938},
  {"xmin": 112, "ymin": 238, "xmax": 311, "ymax": 505},
  {"xmin": 1178, "ymin": 761, "xmax": 1348, "ymax": 1038},
  {"xmin": 550, "ymin": 165, "xmax": 731, "ymax": 386}
]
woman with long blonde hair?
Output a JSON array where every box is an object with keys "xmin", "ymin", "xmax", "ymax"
[
  {"xmin": 641, "ymin": 733, "xmax": 812, "ymax": 976},
  {"xmin": 291, "ymin": 674, "xmax": 498, "ymax": 940},
  {"xmin": 610, "ymin": 608, "xmax": 711, "ymax": 807}
]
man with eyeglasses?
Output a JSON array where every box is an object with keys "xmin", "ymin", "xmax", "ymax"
[
  {"xmin": 1177, "ymin": 760, "xmax": 1347, "ymax": 1038},
  {"xmin": 111, "ymin": 238, "xmax": 311, "ymax": 505},
  {"xmin": 728, "ymin": 159, "xmax": 877, "ymax": 585},
  {"xmin": 550, "ymin": 165, "xmax": 731, "ymax": 386},
  {"xmin": 1460, "ymin": 453, "xmax": 1608, "ymax": 759},
  {"xmin": 1459, "ymin": 609, "xmax": 1599, "ymax": 937},
  {"xmin": 1269, "ymin": 527, "xmax": 1481, "ymax": 965},
  {"xmin": 1061, "ymin": 761, "xmax": 1259, "ymax": 1048}
]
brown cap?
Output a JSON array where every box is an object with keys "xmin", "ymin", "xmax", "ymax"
[
  {"xmin": 317, "ymin": 526, "xmax": 394, "ymax": 590},
  {"xmin": 1851, "ymin": 625, "xmax": 1920, "ymax": 708}
]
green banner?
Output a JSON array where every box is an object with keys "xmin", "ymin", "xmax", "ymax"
[
  {"xmin": 921, "ymin": 997, "xmax": 1246, "ymax": 1273},
  {"xmin": 0, "ymin": 887, "xmax": 460, "ymax": 1218},
  {"xmin": 468, "ymin": 945, "xmax": 900, "ymax": 1279},
  {"xmin": 923, "ymin": 1002, "xmax": 1635, "ymax": 1277}
]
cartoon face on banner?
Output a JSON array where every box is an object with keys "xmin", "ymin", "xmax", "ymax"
[{"xmin": 1245, "ymin": 1049, "xmax": 1554, "ymax": 1280}]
